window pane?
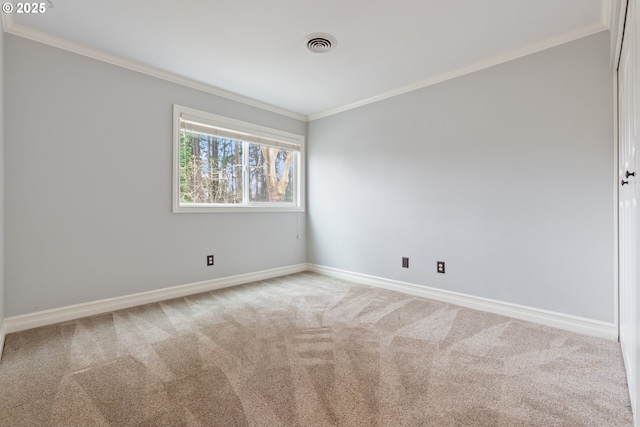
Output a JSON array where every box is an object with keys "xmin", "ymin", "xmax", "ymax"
[
  {"xmin": 174, "ymin": 105, "xmax": 304, "ymax": 212},
  {"xmin": 248, "ymin": 143, "xmax": 295, "ymax": 203},
  {"xmin": 179, "ymin": 131, "xmax": 243, "ymax": 204}
]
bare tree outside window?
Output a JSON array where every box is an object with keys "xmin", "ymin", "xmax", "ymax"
[
  {"xmin": 249, "ymin": 144, "xmax": 295, "ymax": 202},
  {"xmin": 179, "ymin": 132, "xmax": 243, "ymax": 204}
]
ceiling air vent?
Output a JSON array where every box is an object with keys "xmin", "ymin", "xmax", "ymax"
[{"xmin": 305, "ymin": 33, "xmax": 337, "ymax": 53}]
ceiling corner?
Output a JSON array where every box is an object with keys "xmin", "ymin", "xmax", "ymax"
[{"xmin": 1, "ymin": 8, "xmax": 13, "ymax": 33}]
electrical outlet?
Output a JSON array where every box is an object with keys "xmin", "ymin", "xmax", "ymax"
[
  {"xmin": 437, "ymin": 261, "xmax": 445, "ymax": 274},
  {"xmin": 207, "ymin": 255, "xmax": 214, "ymax": 266},
  {"xmin": 402, "ymin": 257, "xmax": 409, "ymax": 268}
]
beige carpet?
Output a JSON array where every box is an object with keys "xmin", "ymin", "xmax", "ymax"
[{"xmin": 0, "ymin": 272, "xmax": 633, "ymax": 426}]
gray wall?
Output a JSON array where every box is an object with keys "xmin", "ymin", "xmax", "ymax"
[
  {"xmin": 4, "ymin": 35, "xmax": 307, "ymax": 317},
  {"xmin": 307, "ymin": 32, "xmax": 614, "ymax": 322},
  {"xmin": 0, "ymin": 26, "xmax": 4, "ymax": 327},
  {"xmin": 3, "ymin": 31, "xmax": 615, "ymax": 323}
]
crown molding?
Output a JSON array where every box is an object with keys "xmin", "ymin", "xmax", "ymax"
[
  {"xmin": 3, "ymin": 21, "xmax": 307, "ymax": 122},
  {"xmin": 602, "ymin": 0, "xmax": 613, "ymax": 28},
  {"xmin": 2, "ymin": 16, "xmax": 609, "ymax": 123},
  {"xmin": 308, "ymin": 22, "xmax": 609, "ymax": 121}
]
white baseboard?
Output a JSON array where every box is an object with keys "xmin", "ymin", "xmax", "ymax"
[
  {"xmin": 308, "ymin": 264, "xmax": 618, "ymax": 340},
  {"xmin": 3, "ymin": 264, "xmax": 307, "ymax": 336},
  {"xmin": 0, "ymin": 320, "xmax": 5, "ymax": 362},
  {"xmin": 0, "ymin": 262, "xmax": 617, "ymax": 357}
]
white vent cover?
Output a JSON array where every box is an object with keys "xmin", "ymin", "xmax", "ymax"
[{"xmin": 305, "ymin": 33, "xmax": 337, "ymax": 53}]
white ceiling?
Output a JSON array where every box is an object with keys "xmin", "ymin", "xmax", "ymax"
[{"xmin": 3, "ymin": 0, "xmax": 609, "ymax": 120}]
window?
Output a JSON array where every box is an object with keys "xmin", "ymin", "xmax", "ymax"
[{"xmin": 173, "ymin": 105, "xmax": 304, "ymax": 212}]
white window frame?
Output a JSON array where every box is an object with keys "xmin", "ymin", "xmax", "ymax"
[{"xmin": 173, "ymin": 105, "xmax": 305, "ymax": 213}]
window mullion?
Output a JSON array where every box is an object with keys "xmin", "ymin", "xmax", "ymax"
[{"xmin": 242, "ymin": 141, "xmax": 250, "ymax": 205}]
